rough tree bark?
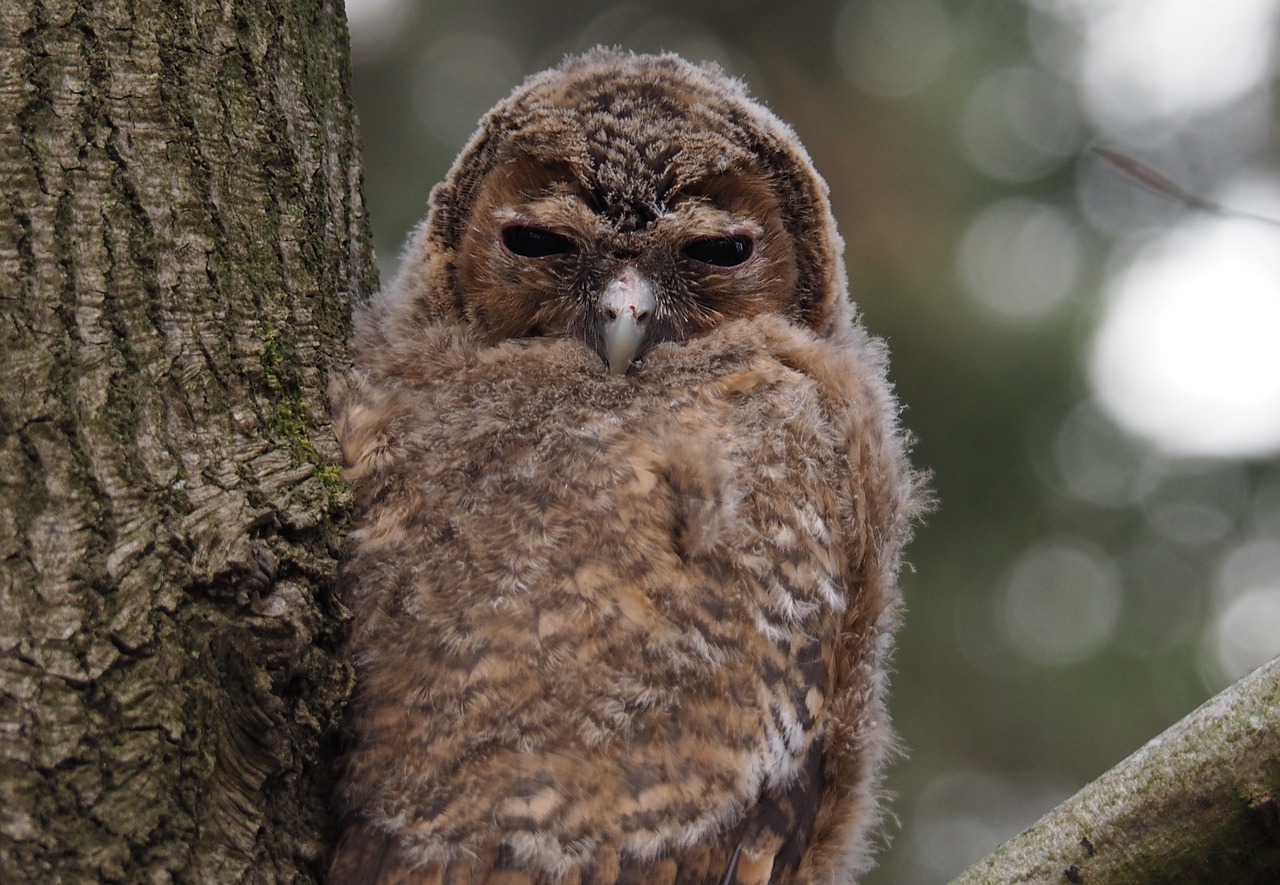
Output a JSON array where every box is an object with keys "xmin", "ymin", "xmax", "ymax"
[
  {"xmin": 952, "ymin": 655, "xmax": 1280, "ymax": 884},
  {"xmin": 5, "ymin": 1, "xmax": 1277, "ymax": 884},
  {"xmin": 0, "ymin": 0, "xmax": 372, "ymax": 881}
]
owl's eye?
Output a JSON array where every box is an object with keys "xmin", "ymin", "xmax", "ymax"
[
  {"xmin": 683, "ymin": 235, "xmax": 755, "ymax": 269},
  {"xmin": 501, "ymin": 224, "xmax": 576, "ymax": 259}
]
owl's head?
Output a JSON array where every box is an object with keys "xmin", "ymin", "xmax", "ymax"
[{"xmin": 380, "ymin": 48, "xmax": 851, "ymax": 375}]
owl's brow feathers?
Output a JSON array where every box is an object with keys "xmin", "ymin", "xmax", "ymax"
[{"xmin": 420, "ymin": 53, "xmax": 844, "ymax": 337}]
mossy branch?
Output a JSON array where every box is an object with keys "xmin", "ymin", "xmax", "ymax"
[{"xmin": 951, "ymin": 655, "xmax": 1280, "ymax": 884}]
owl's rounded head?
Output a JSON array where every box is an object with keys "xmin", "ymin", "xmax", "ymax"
[{"xmin": 379, "ymin": 48, "xmax": 851, "ymax": 375}]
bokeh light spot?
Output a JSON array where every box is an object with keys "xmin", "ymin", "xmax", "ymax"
[
  {"xmin": 902, "ymin": 768, "xmax": 1072, "ymax": 882},
  {"xmin": 957, "ymin": 198, "xmax": 1082, "ymax": 323},
  {"xmin": 345, "ymin": 0, "xmax": 411, "ymax": 61},
  {"xmin": 1071, "ymin": 0, "xmax": 1280, "ymax": 131},
  {"xmin": 1142, "ymin": 463, "xmax": 1247, "ymax": 547},
  {"xmin": 999, "ymin": 537, "xmax": 1121, "ymax": 666},
  {"xmin": 1204, "ymin": 540, "xmax": 1280, "ymax": 685},
  {"xmin": 1115, "ymin": 542, "xmax": 1204, "ymax": 657},
  {"xmin": 1207, "ymin": 592, "xmax": 1280, "ymax": 685},
  {"xmin": 1089, "ymin": 217, "xmax": 1280, "ymax": 458},
  {"xmin": 1052, "ymin": 400, "xmax": 1162, "ymax": 508},
  {"xmin": 960, "ymin": 65, "xmax": 1082, "ymax": 182},
  {"xmin": 835, "ymin": 0, "xmax": 953, "ymax": 98}
]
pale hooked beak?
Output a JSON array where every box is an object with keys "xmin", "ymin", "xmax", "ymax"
[{"xmin": 599, "ymin": 267, "xmax": 654, "ymax": 375}]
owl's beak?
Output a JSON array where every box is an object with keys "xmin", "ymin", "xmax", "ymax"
[{"xmin": 598, "ymin": 268, "xmax": 654, "ymax": 375}]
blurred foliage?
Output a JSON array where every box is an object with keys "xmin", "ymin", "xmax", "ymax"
[{"xmin": 345, "ymin": 1, "xmax": 1280, "ymax": 881}]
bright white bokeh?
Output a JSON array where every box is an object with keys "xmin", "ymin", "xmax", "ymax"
[
  {"xmin": 1089, "ymin": 210, "xmax": 1280, "ymax": 458},
  {"xmin": 957, "ymin": 198, "xmax": 1082, "ymax": 323},
  {"xmin": 1064, "ymin": 0, "xmax": 1280, "ymax": 132}
]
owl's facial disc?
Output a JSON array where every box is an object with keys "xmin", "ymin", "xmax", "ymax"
[{"xmin": 598, "ymin": 267, "xmax": 654, "ymax": 375}]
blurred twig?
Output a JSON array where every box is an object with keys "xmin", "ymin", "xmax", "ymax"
[{"xmin": 1094, "ymin": 147, "xmax": 1280, "ymax": 229}]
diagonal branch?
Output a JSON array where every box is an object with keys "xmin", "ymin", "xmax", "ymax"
[{"xmin": 951, "ymin": 655, "xmax": 1280, "ymax": 884}]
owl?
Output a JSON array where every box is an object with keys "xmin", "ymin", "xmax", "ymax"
[{"xmin": 328, "ymin": 49, "xmax": 921, "ymax": 885}]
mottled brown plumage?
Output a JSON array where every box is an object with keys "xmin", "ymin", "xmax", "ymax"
[{"xmin": 329, "ymin": 49, "xmax": 921, "ymax": 884}]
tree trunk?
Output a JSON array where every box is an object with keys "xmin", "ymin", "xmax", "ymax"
[
  {"xmin": 0, "ymin": 0, "xmax": 372, "ymax": 881},
  {"xmin": 951, "ymin": 655, "xmax": 1280, "ymax": 884}
]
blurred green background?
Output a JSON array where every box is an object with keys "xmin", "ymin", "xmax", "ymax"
[{"xmin": 342, "ymin": 1, "xmax": 1280, "ymax": 881}]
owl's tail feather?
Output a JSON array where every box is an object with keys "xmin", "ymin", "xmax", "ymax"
[{"xmin": 717, "ymin": 741, "xmax": 826, "ymax": 885}]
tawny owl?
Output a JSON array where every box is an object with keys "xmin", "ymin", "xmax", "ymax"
[{"xmin": 328, "ymin": 49, "xmax": 921, "ymax": 885}]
